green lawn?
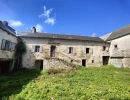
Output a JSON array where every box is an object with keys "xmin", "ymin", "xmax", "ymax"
[{"xmin": 0, "ymin": 65, "xmax": 130, "ymax": 100}]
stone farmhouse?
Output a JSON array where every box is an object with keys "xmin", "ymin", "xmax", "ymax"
[
  {"xmin": 0, "ymin": 21, "xmax": 18, "ymax": 73},
  {"xmin": 0, "ymin": 20, "xmax": 130, "ymax": 73},
  {"xmin": 101, "ymin": 24, "xmax": 130, "ymax": 68}
]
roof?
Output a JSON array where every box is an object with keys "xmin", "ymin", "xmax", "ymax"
[
  {"xmin": 0, "ymin": 21, "xmax": 16, "ymax": 36},
  {"xmin": 100, "ymin": 32, "xmax": 112, "ymax": 41},
  {"xmin": 106, "ymin": 24, "xmax": 130, "ymax": 41},
  {"xmin": 20, "ymin": 32, "xmax": 106, "ymax": 42}
]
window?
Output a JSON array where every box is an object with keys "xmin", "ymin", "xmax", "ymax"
[
  {"xmin": 114, "ymin": 45, "xmax": 118, "ymax": 48},
  {"xmin": 1, "ymin": 39, "xmax": 6, "ymax": 50},
  {"xmin": 103, "ymin": 46, "xmax": 106, "ymax": 51},
  {"xmin": 71, "ymin": 60, "xmax": 73, "ymax": 63},
  {"xmin": 86, "ymin": 48, "xmax": 89, "ymax": 54},
  {"xmin": 92, "ymin": 60, "xmax": 94, "ymax": 63},
  {"xmin": 1, "ymin": 39, "xmax": 15, "ymax": 51},
  {"xmin": 69, "ymin": 47, "xmax": 73, "ymax": 54},
  {"xmin": 5, "ymin": 40, "xmax": 11, "ymax": 51},
  {"xmin": 35, "ymin": 46, "xmax": 40, "ymax": 52}
]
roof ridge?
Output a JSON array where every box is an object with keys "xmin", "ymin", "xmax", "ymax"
[{"xmin": 31, "ymin": 32, "xmax": 100, "ymax": 38}]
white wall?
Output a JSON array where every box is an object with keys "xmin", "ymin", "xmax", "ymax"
[
  {"xmin": 0, "ymin": 29, "xmax": 17, "ymax": 59},
  {"xmin": 109, "ymin": 35, "xmax": 130, "ymax": 67}
]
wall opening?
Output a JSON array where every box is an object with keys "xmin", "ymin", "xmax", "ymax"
[
  {"xmin": 35, "ymin": 60, "xmax": 43, "ymax": 70},
  {"xmin": 50, "ymin": 45, "xmax": 56, "ymax": 57},
  {"xmin": 92, "ymin": 60, "xmax": 94, "ymax": 63},
  {"xmin": 0, "ymin": 60, "xmax": 13, "ymax": 74},
  {"xmin": 71, "ymin": 60, "xmax": 73, "ymax": 63},
  {"xmin": 103, "ymin": 56, "xmax": 109, "ymax": 65},
  {"xmin": 82, "ymin": 59, "xmax": 86, "ymax": 66},
  {"xmin": 86, "ymin": 48, "xmax": 89, "ymax": 54}
]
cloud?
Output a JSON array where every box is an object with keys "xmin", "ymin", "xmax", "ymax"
[
  {"xmin": 44, "ymin": 18, "xmax": 55, "ymax": 25},
  {"xmin": 35, "ymin": 24, "xmax": 43, "ymax": 32},
  {"xmin": 92, "ymin": 33, "xmax": 96, "ymax": 37},
  {"xmin": 39, "ymin": 6, "xmax": 53, "ymax": 18},
  {"xmin": 10, "ymin": 20, "xmax": 23, "ymax": 27},
  {"xmin": 39, "ymin": 6, "xmax": 56, "ymax": 26}
]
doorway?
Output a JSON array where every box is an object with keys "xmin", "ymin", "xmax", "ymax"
[
  {"xmin": 0, "ymin": 60, "xmax": 13, "ymax": 73},
  {"xmin": 50, "ymin": 45, "xmax": 56, "ymax": 57},
  {"xmin": 35, "ymin": 60, "xmax": 43, "ymax": 70},
  {"xmin": 82, "ymin": 59, "xmax": 86, "ymax": 66},
  {"xmin": 103, "ymin": 56, "xmax": 109, "ymax": 65}
]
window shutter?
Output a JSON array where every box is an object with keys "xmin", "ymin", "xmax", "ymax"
[
  {"xmin": 1, "ymin": 39, "xmax": 6, "ymax": 50},
  {"xmin": 10, "ymin": 42, "xmax": 13, "ymax": 51},
  {"xmin": 106, "ymin": 47, "xmax": 109, "ymax": 51},
  {"xmin": 89, "ymin": 48, "xmax": 93, "ymax": 54},
  {"xmin": 67, "ymin": 47, "xmax": 69, "ymax": 53},
  {"xmin": 32, "ymin": 46, "xmax": 35, "ymax": 52},
  {"xmin": 13, "ymin": 43, "xmax": 16, "ymax": 51},
  {"xmin": 40, "ymin": 46, "xmax": 43, "ymax": 53}
]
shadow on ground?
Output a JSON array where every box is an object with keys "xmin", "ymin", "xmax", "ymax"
[{"xmin": 0, "ymin": 68, "xmax": 41, "ymax": 99}]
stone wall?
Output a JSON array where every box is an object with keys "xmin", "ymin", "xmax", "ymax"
[
  {"xmin": 0, "ymin": 29, "xmax": 18, "ymax": 72},
  {"xmin": 109, "ymin": 35, "xmax": 130, "ymax": 68},
  {"xmin": 0, "ymin": 29, "xmax": 17, "ymax": 59},
  {"xmin": 22, "ymin": 38, "xmax": 110, "ymax": 69}
]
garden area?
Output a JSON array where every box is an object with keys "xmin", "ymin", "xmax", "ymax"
[{"xmin": 0, "ymin": 65, "xmax": 130, "ymax": 100}]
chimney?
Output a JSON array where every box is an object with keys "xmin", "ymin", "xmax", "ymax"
[
  {"xmin": 31, "ymin": 27, "xmax": 36, "ymax": 33},
  {"xmin": 3, "ymin": 21, "xmax": 8, "ymax": 26}
]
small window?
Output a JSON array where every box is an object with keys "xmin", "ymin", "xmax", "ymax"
[
  {"xmin": 114, "ymin": 45, "xmax": 118, "ymax": 48},
  {"xmin": 71, "ymin": 60, "xmax": 73, "ymax": 63},
  {"xmin": 86, "ymin": 48, "xmax": 89, "ymax": 54},
  {"xmin": 35, "ymin": 46, "xmax": 40, "ymax": 52},
  {"xmin": 69, "ymin": 47, "xmax": 73, "ymax": 54},
  {"xmin": 92, "ymin": 60, "xmax": 94, "ymax": 63},
  {"xmin": 103, "ymin": 46, "xmax": 106, "ymax": 51}
]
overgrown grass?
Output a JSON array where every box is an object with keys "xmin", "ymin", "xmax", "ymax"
[{"xmin": 0, "ymin": 65, "xmax": 130, "ymax": 100}]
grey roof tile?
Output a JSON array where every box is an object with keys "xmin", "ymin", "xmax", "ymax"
[
  {"xmin": 106, "ymin": 24, "xmax": 130, "ymax": 41},
  {"xmin": 0, "ymin": 21, "xmax": 16, "ymax": 36},
  {"xmin": 20, "ymin": 32, "xmax": 106, "ymax": 42}
]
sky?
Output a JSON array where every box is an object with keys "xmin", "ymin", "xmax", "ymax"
[{"xmin": 0, "ymin": 0, "xmax": 130, "ymax": 37}]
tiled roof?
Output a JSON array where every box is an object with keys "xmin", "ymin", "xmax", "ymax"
[
  {"xmin": 106, "ymin": 24, "xmax": 130, "ymax": 41},
  {"xmin": 0, "ymin": 21, "xmax": 16, "ymax": 36},
  {"xmin": 20, "ymin": 32, "xmax": 106, "ymax": 42}
]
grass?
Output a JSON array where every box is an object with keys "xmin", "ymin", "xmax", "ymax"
[{"xmin": 0, "ymin": 65, "xmax": 130, "ymax": 100}]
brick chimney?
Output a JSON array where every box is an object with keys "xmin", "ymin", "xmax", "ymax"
[
  {"xmin": 2, "ymin": 21, "xmax": 8, "ymax": 26},
  {"xmin": 31, "ymin": 27, "xmax": 36, "ymax": 33}
]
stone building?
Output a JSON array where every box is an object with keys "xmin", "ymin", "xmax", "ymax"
[
  {"xmin": 20, "ymin": 27, "xmax": 110, "ymax": 70},
  {"xmin": 0, "ymin": 21, "xmax": 18, "ymax": 73},
  {"xmin": 101, "ymin": 24, "xmax": 130, "ymax": 68},
  {"xmin": 1, "ymin": 20, "xmax": 130, "ymax": 71}
]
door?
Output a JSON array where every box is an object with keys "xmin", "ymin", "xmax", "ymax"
[
  {"xmin": 50, "ymin": 46, "xmax": 56, "ymax": 57},
  {"xmin": 0, "ymin": 60, "xmax": 13, "ymax": 73},
  {"xmin": 35, "ymin": 60, "xmax": 43, "ymax": 70},
  {"xmin": 82, "ymin": 59, "xmax": 86, "ymax": 66},
  {"xmin": 103, "ymin": 56, "xmax": 109, "ymax": 65}
]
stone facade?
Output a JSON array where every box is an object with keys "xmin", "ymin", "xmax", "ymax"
[
  {"xmin": 109, "ymin": 35, "xmax": 130, "ymax": 68},
  {"xmin": 21, "ymin": 37, "xmax": 110, "ymax": 69},
  {"xmin": 0, "ymin": 29, "xmax": 18, "ymax": 73}
]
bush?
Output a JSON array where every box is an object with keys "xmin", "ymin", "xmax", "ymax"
[{"xmin": 47, "ymin": 68, "xmax": 65, "ymax": 74}]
